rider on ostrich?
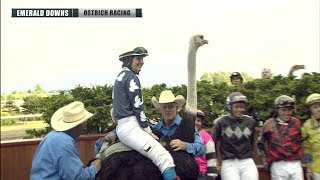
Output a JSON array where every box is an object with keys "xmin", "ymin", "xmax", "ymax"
[
  {"xmin": 113, "ymin": 47, "xmax": 179, "ymax": 180},
  {"xmin": 96, "ymin": 35, "xmax": 208, "ymax": 180}
]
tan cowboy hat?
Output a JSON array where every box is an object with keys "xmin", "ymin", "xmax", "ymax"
[
  {"xmin": 51, "ymin": 101, "xmax": 94, "ymax": 131},
  {"xmin": 151, "ymin": 90, "xmax": 186, "ymax": 110}
]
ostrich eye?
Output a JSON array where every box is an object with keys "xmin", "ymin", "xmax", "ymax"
[{"xmin": 199, "ymin": 35, "xmax": 204, "ymax": 39}]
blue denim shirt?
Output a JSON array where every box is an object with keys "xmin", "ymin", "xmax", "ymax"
[
  {"xmin": 30, "ymin": 130, "xmax": 97, "ymax": 180},
  {"xmin": 153, "ymin": 115, "xmax": 206, "ymax": 157}
]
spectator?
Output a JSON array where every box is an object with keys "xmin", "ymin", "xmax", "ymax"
[
  {"xmin": 195, "ymin": 109, "xmax": 217, "ymax": 180},
  {"xmin": 261, "ymin": 68, "xmax": 272, "ymax": 79},
  {"xmin": 257, "ymin": 95, "xmax": 303, "ymax": 180},
  {"xmin": 288, "ymin": 64, "xmax": 305, "ymax": 77},
  {"xmin": 302, "ymin": 93, "xmax": 320, "ymax": 180},
  {"xmin": 230, "ymin": 72, "xmax": 243, "ymax": 85},
  {"xmin": 30, "ymin": 101, "xmax": 101, "ymax": 180}
]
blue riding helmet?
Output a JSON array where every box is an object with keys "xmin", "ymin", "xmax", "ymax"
[
  {"xmin": 119, "ymin": 47, "xmax": 148, "ymax": 61},
  {"xmin": 226, "ymin": 92, "xmax": 248, "ymax": 111}
]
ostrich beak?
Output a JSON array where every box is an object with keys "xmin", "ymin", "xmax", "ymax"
[{"xmin": 204, "ymin": 40, "xmax": 209, "ymax": 44}]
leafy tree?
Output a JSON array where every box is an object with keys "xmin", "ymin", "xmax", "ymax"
[
  {"xmin": 25, "ymin": 85, "xmax": 115, "ymax": 138},
  {"xmin": 6, "ymin": 94, "xmax": 15, "ymax": 101},
  {"xmin": 70, "ymin": 85, "xmax": 114, "ymax": 134},
  {"xmin": 25, "ymin": 72, "xmax": 320, "ymax": 138},
  {"xmin": 34, "ymin": 84, "xmax": 45, "ymax": 94},
  {"xmin": 22, "ymin": 95, "xmax": 46, "ymax": 114},
  {"xmin": 201, "ymin": 71, "xmax": 254, "ymax": 85},
  {"xmin": 25, "ymin": 93, "xmax": 74, "ymax": 138},
  {"xmin": 2, "ymin": 101, "xmax": 20, "ymax": 115}
]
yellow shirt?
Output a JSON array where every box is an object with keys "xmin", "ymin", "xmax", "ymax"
[{"xmin": 301, "ymin": 116, "xmax": 320, "ymax": 172}]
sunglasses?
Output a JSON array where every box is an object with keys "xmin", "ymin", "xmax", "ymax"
[
  {"xmin": 197, "ymin": 111, "xmax": 205, "ymax": 118},
  {"xmin": 277, "ymin": 101, "xmax": 294, "ymax": 108},
  {"xmin": 133, "ymin": 47, "xmax": 148, "ymax": 54}
]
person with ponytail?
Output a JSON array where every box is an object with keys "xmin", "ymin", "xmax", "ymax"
[{"xmin": 112, "ymin": 47, "xmax": 179, "ymax": 180}]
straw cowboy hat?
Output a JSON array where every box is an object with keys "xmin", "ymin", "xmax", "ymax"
[
  {"xmin": 51, "ymin": 101, "xmax": 94, "ymax": 131},
  {"xmin": 151, "ymin": 90, "xmax": 186, "ymax": 110}
]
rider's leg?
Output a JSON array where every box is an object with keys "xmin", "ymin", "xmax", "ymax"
[{"xmin": 117, "ymin": 116, "xmax": 178, "ymax": 180}]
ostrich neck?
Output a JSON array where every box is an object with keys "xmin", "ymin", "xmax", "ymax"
[{"xmin": 186, "ymin": 45, "xmax": 198, "ymax": 111}]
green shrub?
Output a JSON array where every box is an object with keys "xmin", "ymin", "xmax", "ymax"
[
  {"xmin": 24, "ymin": 72, "xmax": 320, "ymax": 138},
  {"xmin": 1, "ymin": 119, "xmax": 16, "ymax": 125}
]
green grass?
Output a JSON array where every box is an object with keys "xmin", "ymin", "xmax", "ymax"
[
  {"xmin": 2, "ymin": 92, "xmax": 59, "ymax": 100},
  {"xmin": 1, "ymin": 120, "xmax": 48, "ymax": 131}
]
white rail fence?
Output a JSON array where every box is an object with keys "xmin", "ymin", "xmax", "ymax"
[{"xmin": 0, "ymin": 114, "xmax": 42, "ymax": 119}]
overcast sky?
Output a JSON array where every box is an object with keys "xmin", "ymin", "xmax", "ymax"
[{"xmin": 1, "ymin": 0, "xmax": 319, "ymax": 93}]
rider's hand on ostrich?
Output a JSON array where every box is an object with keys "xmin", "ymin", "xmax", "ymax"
[
  {"xmin": 150, "ymin": 132, "xmax": 159, "ymax": 140},
  {"xmin": 170, "ymin": 139, "xmax": 187, "ymax": 151},
  {"xmin": 104, "ymin": 133, "xmax": 117, "ymax": 143},
  {"xmin": 90, "ymin": 159, "xmax": 102, "ymax": 172}
]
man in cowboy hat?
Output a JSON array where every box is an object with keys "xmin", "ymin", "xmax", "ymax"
[
  {"xmin": 30, "ymin": 101, "xmax": 101, "ymax": 180},
  {"xmin": 100, "ymin": 90, "xmax": 205, "ymax": 157},
  {"xmin": 151, "ymin": 90, "xmax": 205, "ymax": 156}
]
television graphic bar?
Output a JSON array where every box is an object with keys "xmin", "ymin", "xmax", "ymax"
[{"xmin": 11, "ymin": 8, "xmax": 142, "ymax": 18}]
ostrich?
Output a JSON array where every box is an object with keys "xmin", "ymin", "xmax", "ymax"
[{"xmin": 96, "ymin": 34, "xmax": 208, "ymax": 180}]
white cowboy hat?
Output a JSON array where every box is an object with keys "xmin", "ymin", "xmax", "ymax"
[
  {"xmin": 151, "ymin": 90, "xmax": 186, "ymax": 110},
  {"xmin": 51, "ymin": 101, "xmax": 94, "ymax": 131}
]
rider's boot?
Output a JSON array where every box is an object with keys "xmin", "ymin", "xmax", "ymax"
[{"xmin": 162, "ymin": 167, "xmax": 178, "ymax": 180}]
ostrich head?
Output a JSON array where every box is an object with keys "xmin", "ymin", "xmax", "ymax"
[
  {"xmin": 189, "ymin": 34, "xmax": 208, "ymax": 49},
  {"xmin": 186, "ymin": 34, "xmax": 208, "ymax": 111}
]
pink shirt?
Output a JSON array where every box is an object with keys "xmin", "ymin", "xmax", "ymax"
[{"xmin": 195, "ymin": 129, "xmax": 214, "ymax": 173}]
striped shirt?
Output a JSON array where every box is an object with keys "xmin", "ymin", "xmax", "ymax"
[{"xmin": 195, "ymin": 129, "xmax": 217, "ymax": 178}]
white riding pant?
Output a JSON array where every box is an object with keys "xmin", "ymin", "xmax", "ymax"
[
  {"xmin": 116, "ymin": 116, "xmax": 175, "ymax": 173},
  {"xmin": 221, "ymin": 158, "xmax": 258, "ymax": 180},
  {"xmin": 270, "ymin": 160, "xmax": 303, "ymax": 180}
]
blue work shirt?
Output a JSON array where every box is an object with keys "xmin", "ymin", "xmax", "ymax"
[
  {"xmin": 30, "ymin": 130, "xmax": 97, "ymax": 180},
  {"xmin": 153, "ymin": 115, "xmax": 206, "ymax": 157}
]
